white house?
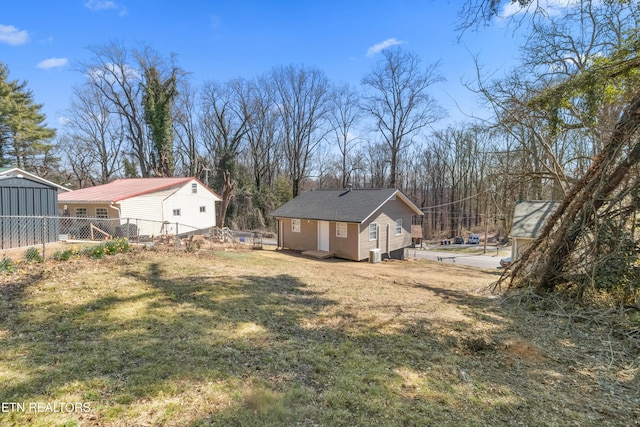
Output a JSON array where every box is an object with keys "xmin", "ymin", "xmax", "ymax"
[{"xmin": 58, "ymin": 177, "xmax": 221, "ymax": 238}]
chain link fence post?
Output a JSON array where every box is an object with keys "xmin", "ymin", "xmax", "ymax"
[
  {"xmin": 41, "ymin": 216, "xmax": 47, "ymax": 259},
  {"xmin": 175, "ymin": 222, "xmax": 180, "ymax": 252}
]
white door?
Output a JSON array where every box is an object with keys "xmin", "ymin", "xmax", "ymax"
[{"xmin": 318, "ymin": 221, "xmax": 330, "ymax": 251}]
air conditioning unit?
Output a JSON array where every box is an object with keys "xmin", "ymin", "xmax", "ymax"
[{"xmin": 369, "ymin": 248, "xmax": 381, "ymax": 263}]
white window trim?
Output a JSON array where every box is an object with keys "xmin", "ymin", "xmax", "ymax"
[
  {"xmin": 395, "ymin": 219, "xmax": 402, "ymax": 236},
  {"xmin": 369, "ymin": 223, "xmax": 377, "ymax": 241},
  {"xmin": 96, "ymin": 208, "xmax": 108, "ymax": 219},
  {"xmin": 291, "ymin": 219, "xmax": 301, "ymax": 233},
  {"xmin": 336, "ymin": 222, "xmax": 348, "ymax": 238}
]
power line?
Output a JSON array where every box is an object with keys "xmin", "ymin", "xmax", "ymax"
[{"xmin": 420, "ymin": 188, "xmax": 493, "ymax": 211}]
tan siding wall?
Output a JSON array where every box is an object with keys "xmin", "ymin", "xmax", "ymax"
[
  {"xmin": 280, "ymin": 218, "xmax": 318, "ymax": 252},
  {"xmin": 57, "ymin": 202, "xmax": 122, "ymax": 239},
  {"xmin": 58, "ymin": 202, "xmax": 118, "ymax": 219},
  {"xmin": 329, "ymin": 222, "xmax": 359, "ymax": 260},
  {"xmin": 278, "ymin": 197, "xmax": 418, "ymax": 261},
  {"xmin": 358, "ymin": 198, "xmax": 415, "ymax": 260},
  {"xmin": 279, "ymin": 219, "xmax": 359, "ymax": 260}
]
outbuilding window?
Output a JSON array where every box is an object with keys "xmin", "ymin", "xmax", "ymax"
[
  {"xmin": 291, "ymin": 219, "xmax": 301, "ymax": 233},
  {"xmin": 96, "ymin": 208, "xmax": 108, "ymax": 219},
  {"xmin": 336, "ymin": 222, "xmax": 348, "ymax": 238},
  {"xmin": 173, "ymin": 209, "xmax": 181, "ymax": 216}
]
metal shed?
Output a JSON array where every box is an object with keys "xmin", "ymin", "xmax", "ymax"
[{"xmin": 0, "ymin": 169, "xmax": 63, "ymax": 249}]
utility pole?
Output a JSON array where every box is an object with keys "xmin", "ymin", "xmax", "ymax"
[{"xmin": 483, "ymin": 210, "xmax": 489, "ymax": 254}]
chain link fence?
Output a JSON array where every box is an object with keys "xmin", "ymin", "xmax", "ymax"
[
  {"xmin": 0, "ymin": 215, "xmax": 59, "ymax": 250},
  {"xmin": 0, "ymin": 215, "xmax": 268, "ymax": 258}
]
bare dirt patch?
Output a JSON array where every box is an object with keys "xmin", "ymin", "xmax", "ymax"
[{"xmin": 0, "ymin": 247, "xmax": 638, "ymax": 426}]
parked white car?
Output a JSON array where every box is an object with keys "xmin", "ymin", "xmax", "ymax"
[{"xmin": 467, "ymin": 234, "xmax": 480, "ymax": 244}]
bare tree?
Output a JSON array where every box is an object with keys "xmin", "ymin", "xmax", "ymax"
[
  {"xmin": 456, "ymin": 0, "xmax": 543, "ymax": 34},
  {"xmin": 79, "ymin": 41, "xmax": 151, "ymax": 177},
  {"xmin": 245, "ymin": 75, "xmax": 281, "ymax": 193},
  {"xmin": 328, "ymin": 83, "xmax": 362, "ymax": 188},
  {"xmin": 363, "ymin": 141, "xmax": 390, "ymax": 188},
  {"xmin": 173, "ymin": 80, "xmax": 203, "ymax": 178},
  {"xmin": 63, "ymin": 84, "xmax": 125, "ymax": 184},
  {"xmin": 361, "ymin": 47, "xmax": 445, "ymax": 188},
  {"xmin": 200, "ymin": 79, "xmax": 251, "ymax": 227},
  {"xmin": 58, "ymin": 134, "xmax": 95, "ymax": 188},
  {"xmin": 269, "ymin": 64, "xmax": 332, "ymax": 197}
]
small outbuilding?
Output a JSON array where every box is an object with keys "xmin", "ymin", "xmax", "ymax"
[
  {"xmin": 271, "ymin": 187, "xmax": 423, "ymax": 261},
  {"xmin": 510, "ymin": 200, "xmax": 560, "ymax": 262},
  {"xmin": 58, "ymin": 177, "xmax": 221, "ymax": 238},
  {"xmin": 0, "ymin": 168, "xmax": 69, "ymax": 249}
]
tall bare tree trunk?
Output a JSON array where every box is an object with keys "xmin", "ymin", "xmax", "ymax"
[{"xmin": 217, "ymin": 170, "xmax": 235, "ymax": 229}]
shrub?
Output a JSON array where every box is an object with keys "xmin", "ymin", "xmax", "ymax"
[
  {"xmin": 104, "ymin": 237, "xmax": 130, "ymax": 255},
  {"xmin": 89, "ymin": 244, "xmax": 106, "ymax": 259},
  {"xmin": 0, "ymin": 257, "xmax": 17, "ymax": 273},
  {"xmin": 25, "ymin": 247, "xmax": 43, "ymax": 263},
  {"xmin": 53, "ymin": 248, "xmax": 78, "ymax": 261}
]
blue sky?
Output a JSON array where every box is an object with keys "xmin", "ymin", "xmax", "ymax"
[{"xmin": 1, "ymin": 1, "xmax": 524, "ymax": 131}]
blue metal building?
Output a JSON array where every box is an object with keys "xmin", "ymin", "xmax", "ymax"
[{"xmin": 0, "ymin": 168, "xmax": 66, "ymax": 249}]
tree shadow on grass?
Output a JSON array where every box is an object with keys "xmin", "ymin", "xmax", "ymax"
[
  {"xmin": 1, "ymin": 258, "xmax": 638, "ymax": 426},
  {"xmin": 0, "ymin": 262, "xmax": 337, "ymax": 419}
]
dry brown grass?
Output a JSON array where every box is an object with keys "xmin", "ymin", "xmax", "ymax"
[{"xmin": 0, "ymin": 245, "xmax": 638, "ymax": 426}]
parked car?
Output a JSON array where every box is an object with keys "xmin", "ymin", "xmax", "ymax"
[
  {"xmin": 467, "ymin": 234, "xmax": 480, "ymax": 244},
  {"xmin": 499, "ymin": 257, "xmax": 512, "ymax": 268},
  {"xmin": 453, "ymin": 236, "xmax": 464, "ymax": 244}
]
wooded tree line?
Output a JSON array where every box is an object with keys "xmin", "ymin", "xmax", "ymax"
[
  {"xmin": 2, "ymin": 1, "xmax": 640, "ymax": 302},
  {"xmin": 2, "ymin": 40, "xmax": 510, "ymax": 236}
]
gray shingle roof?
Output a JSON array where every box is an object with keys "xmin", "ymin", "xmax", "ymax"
[
  {"xmin": 510, "ymin": 200, "xmax": 560, "ymax": 239},
  {"xmin": 271, "ymin": 188, "xmax": 422, "ymax": 223}
]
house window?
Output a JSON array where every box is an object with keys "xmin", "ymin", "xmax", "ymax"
[
  {"xmin": 369, "ymin": 223, "xmax": 378, "ymax": 241},
  {"xmin": 200, "ymin": 206, "xmax": 206, "ymax": 213},
  {"xmin": 173, "ymin": 209, "xmax": 181, "ymax": 216},
  {"xmin": 96, "ymin": 208, "xmax": 108, "ymax": 219},
  {"xmin": 395, "ymin": 219, "xmax": 402, "ymax": 235},
  {"xmin": 291, "ymin": 219, "xmax": 301, "ymax": 233},
  {"xmin": 75, "ymin": 208, "xmax": 87, "ymax": 218},
  {"xmin": 191, "ymin": 183, "xmax": 197, "ymax": 194},
  {"xmin": 336, "ymin": 222, "xmax": 347, "ymax": 238}
]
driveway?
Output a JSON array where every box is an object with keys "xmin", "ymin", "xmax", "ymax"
[{"xmin": 405, "ymin": 247, "xmax": 507, "ymax": 269}]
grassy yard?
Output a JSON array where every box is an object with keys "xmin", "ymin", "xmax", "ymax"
[{"xmin": 0, "ymin": 246, "xmax": 638, "ymax": 426}]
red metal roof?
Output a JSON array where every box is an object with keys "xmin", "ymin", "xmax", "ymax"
[{"xmin": 58, "ymin": 177, "xmax": 216, "ymax": 203}]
